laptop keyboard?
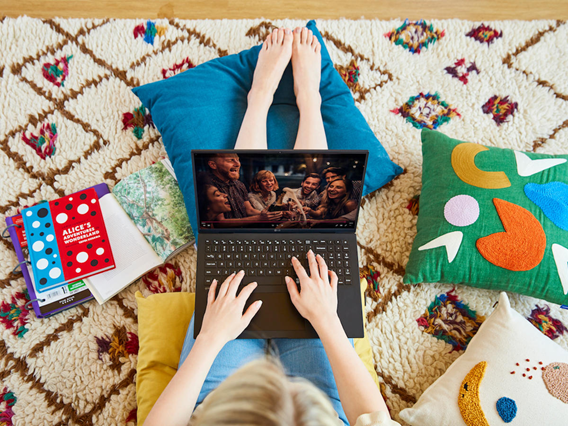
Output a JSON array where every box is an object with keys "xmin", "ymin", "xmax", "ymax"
[{"xmin": 202, "ymin": 238, "xmax": 354, "ymax": 289}]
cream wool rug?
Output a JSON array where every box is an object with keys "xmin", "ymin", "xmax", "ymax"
[{"xmin": 1, "ymin": 16, "xmax": 568, "ymax": 425}]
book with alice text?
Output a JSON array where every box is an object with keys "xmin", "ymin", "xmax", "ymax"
[{"xmin": 21, "ymin": 188, "xmax": 116, "ymax": 293}]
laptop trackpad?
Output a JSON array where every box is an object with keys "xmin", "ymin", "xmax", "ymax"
[{"xmin": 246, "ymin": 293, "xmax": 305, "ymax": 331}]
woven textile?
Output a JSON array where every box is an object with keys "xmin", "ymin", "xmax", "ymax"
[{"xmin": 1, "ymin": 16, "xmax": 568, "ymax": 425}]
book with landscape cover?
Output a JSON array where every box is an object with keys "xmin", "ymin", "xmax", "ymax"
[{"xmin": 84, "ymin": 159, "xmax": 195, "ymax": 304}]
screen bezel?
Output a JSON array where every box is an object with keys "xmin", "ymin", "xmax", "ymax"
[{"xmin": 191, "ymin": 149, "xmax": 369, "ymax": 233}]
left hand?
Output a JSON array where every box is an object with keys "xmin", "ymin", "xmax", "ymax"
[{"xmin": 198, "ymin": 271, "xmax": 262, "ymax": 347}]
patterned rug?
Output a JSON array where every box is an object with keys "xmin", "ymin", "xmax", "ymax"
[{"xmin": 1, "ymin": 16, "xmax": 568, "ymax": 425}]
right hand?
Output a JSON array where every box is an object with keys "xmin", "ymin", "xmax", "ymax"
[
  {"xmin": 260, "ymin": 207, "xmax": 283, "ymax": 221},
  {"xmin": 285, "ymin": 250, "xmax": 339, "ymax": 328}
]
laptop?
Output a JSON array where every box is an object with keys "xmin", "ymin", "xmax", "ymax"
[{"xmin": 192, "ymin": 150, "xmax": 368, "ymax": 338}]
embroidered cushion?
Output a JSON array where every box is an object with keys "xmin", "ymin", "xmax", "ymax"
[
  {"xmin": 131, "ymin": 20, "xmax": 402, "ymax": 238},
  {"xmin": 399, "ymin": 292, "xmax": 568, "ymax": 426},
  {"xmin": 135, "ymin": 278, "xmax": 380, "ymax": 425},
  {"xmin": 404, "ymin": 129, "xmax": 568, "ymax": 305}
]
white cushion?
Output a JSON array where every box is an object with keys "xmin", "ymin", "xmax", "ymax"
[{"xmin": 399, "ymin": 292, "xmax": 568, "ymax": 426}]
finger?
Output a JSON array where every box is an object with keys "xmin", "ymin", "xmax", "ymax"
[
  {"xmin": 285, "ymin": 276, "xmax": 300, "ymax": 302},
  {"xmin": 241, "ymin": 300, "xmax": 263, "ymax": 325},
  {"xmin": 291, "ymin": 256, "xmax": 309, "ymax": 279},
  {"xmin": 329, "ymin": 270, "xmax": 338, "ymax": 292},
  {"xmin": 227, "ymin": 270, "xmax": 245, "ymax": 297},
  {"xmin": 236, "ymin": 281, "xmax": 258, "ymax": 304},
  {"xmin": 316, "ymin": 255, "xmax": 329, "ymax": 284},
  {"xmin": 307, "ymin": 250, "xmax": 320, "ymax": 279},
  {"xmin": 207, "ymin": 279, "xmax": 218, "ymax": 305},
  {"xmin": 218, "ymin": 273, "xmax": 235, "ymax": 298}
]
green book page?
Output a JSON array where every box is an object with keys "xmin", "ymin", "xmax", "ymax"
[{"xmin": 112, "ymin": 160, "xmax": 194, "ymax": 261}]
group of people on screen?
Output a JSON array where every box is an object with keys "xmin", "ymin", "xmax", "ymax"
[{"xmin": 197, "ymin": 153, "xmax": 362, "ymax": 228}]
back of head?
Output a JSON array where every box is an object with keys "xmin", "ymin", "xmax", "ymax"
[{"xmin": 191, "ymin": 357, "xmax": 339, "ymax": 426}]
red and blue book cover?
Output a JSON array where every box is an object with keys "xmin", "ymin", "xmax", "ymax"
[{"xmin": 21, "ymin": 188, "xmax": 115, "ymax": 293}]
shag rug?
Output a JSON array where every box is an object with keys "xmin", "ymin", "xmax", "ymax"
[{"xmin": 1, "ymin": 16, "xmax": 568, "ymax": 425}]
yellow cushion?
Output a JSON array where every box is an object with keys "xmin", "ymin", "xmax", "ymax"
[
  {"xmin": 135, "ymin": 279, "xmax": 378, "ymax": 425},
  {"xmin": 136, "ymin": 291, "xmax": 195, "ymax": 425}
]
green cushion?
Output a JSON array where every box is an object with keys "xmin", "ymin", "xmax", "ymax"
[{"xmin": 404, "ymin": 129, "xmax": 568, "ymax": 305}]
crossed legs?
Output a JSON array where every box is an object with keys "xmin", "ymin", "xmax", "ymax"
[{"xmin": 234, "ymin": 27, "xmax": 328, "ymax": 151}]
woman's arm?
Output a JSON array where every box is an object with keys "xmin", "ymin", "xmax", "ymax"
[
  {"xmin": 304, "ymin": 205, "xmax": 326, "ymax": 218},
  {"xmin": 144, "ymin": 272, "xmax": 262, "ymax": 426},
  {"xmin": 344, "ymin": 199, "xmax": 357, "ymax": 213},
  {"xmin": 285, "ymin": 252, "xmax": 389, "ymax": 425}
]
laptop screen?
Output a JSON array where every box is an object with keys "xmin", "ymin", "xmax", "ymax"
[{"xmin": 192, "ymin": 150, "xmax": 368, "ymax": 231}]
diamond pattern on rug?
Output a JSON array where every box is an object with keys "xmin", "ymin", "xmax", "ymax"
[
  {"xmin": 527, "ymin": 304, "xmax": 567, "ymax": 340},
  {"xmin": 0, "ymin": 387, "xmax": 16, "ymax": 425},
  {"xmin": 466, "ymin": 23, "xmax": 503, "ymax": 44},
  {"xmin": 1, "ymin": 17, "xmax": 568, "ymax": 426},
  {"xmin": 416, "ymin": 289, "xmax": 485, "ymax": 352},
  {"xmin": 512, "ymin": 21, "xmax": 568, "ymax": 98},
  {"xmin": 322, "ymin": 30, "xmax": 392, "ymax": 102},
  {"xmin": 385, "ymin": 19, "xmax": 445, "ymax": 54},
  {"xmin": 444, "ymin": 58, "xmax": 479, "ymax": 85},
  {"xmin": 482, "ymin": 95, "xmax": 518, "ymax": 126},
  {"xmin": 19, "ymin": 44, "xmax": 110, "ymax": 101},
  {"xmin": 391, "ymin": 92, "xmax": 461, "ymax": 129}
]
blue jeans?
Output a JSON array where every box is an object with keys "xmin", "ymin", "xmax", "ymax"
[{"xmin": 179, "ymin": 314, "xmax": 352, "ymax": 425}]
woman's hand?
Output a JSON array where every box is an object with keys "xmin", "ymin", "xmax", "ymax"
[
  {"xmin": 285, "ymin": 250, "xmax": 339, "ymax": 330},
  {"xmin": 198, "ymin": 271, "xmax": 262, "ymax": 347}
]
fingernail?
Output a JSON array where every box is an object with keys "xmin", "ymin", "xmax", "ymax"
[
  {"xmin": 240, "ymin": 270, "xmax": 245, "ymax": 274},
  {"xmin": 256, "ymin": 300, "xmax": 263, "ymax": 307},
  {"xmin": 308, "ymin": 249, "xmax": 313, "ymax": 255},
  {"xmin": 292, "ymin": 256, "xmax": 297, "ymax": 261}
]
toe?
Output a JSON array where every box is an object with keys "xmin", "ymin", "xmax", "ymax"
[
  {"xmin": 271, "ymin": 29, "xmax": 279, "ymax": 44},
  {"xmin": 293, "ymin": 27, "xmax": 302, "ymax": 44},
  {"xmin": 311, "ymin": 35, "xmax": 319, "ymax": 49},
  {"xmin": 301, "ymin": 27, "xmax": 309, "ymax": 43},
  {"xmin": 277, "ymin": 28, "xmax": 284, "ymax": 44},
  {"xmin": 264, "ymin": 33, "xmax": 272, "ymax": 48},
  {"xmin": 283, "ymin": 28, "xmax": 293, "ymax": 45}
]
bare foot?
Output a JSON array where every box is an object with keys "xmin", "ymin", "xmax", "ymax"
[
  {"xmin": 291, "ymin": 27, "xmax": 322, "ymax": 108},
  {"xmin": 249, "ymin": 28, "xmax": 293, "ymax": 107}
]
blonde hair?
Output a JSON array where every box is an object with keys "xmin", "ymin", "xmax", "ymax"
[
  {"xmin": 191, "ymin": 357, "xmax": 339, "ymax": 426},
  {"xmin": 250, "ymin": 170, "xmax": 279, "ymax": 193}
]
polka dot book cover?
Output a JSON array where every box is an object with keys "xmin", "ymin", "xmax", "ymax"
[{"xmin": 21, "ymin": 188, "xmax": 116, "ymax": 292}]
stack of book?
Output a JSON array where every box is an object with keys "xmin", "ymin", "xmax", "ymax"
[{"xmin": 3, "ymin": 159, "xmax": 195, "ymax": 318}]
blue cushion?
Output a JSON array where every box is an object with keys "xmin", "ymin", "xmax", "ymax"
[{"xmin": 132, "ymin": 20, "xmax": 403, "ymax": 239}]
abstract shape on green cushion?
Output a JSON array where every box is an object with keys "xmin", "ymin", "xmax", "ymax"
[
  {"xmin": 444, "ymin": 195, "xmax": 480, "ymax": 227},
  {"xmin": 451, "ymin": 143, "xmax": 510, "ymax": 189},
  {"xmin": 419, "ymin": 231, "xmax": 463, "ymax": 263},
  {"xmin": 476, "ymin": 199, "xmax": 546, "ymax": 272},
  {"xmin": 515, "ymin": 151, "xmax": 566, "ymax": 177},
  {"xmin": 525, "ymin": 182, "xmax": 568, "ymax": 231}
]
